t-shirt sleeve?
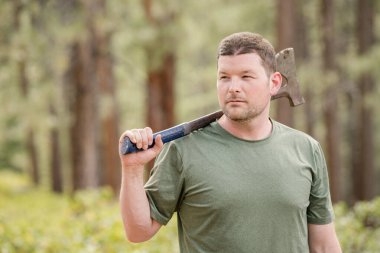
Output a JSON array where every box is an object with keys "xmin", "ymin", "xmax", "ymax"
[
  {"xmin": 144, "ymin": 142, "xmax": 185, "ymax": 225},
  {"xmin": 307, "ymin": 143, "xmax": 335, "ymax": 224}
]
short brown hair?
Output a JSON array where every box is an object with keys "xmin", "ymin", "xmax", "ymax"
[{"xmin": 217, "ymin": 32, "xmax": 276, "ymax": 75}]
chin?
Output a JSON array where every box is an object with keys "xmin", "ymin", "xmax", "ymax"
[
  {"xmin": 223, "ymin": 106, "xmax": 262, "ymax": 122},
  {"xmin": 224, "ymin": 111, "xmax": 253, "ymax": 122}
]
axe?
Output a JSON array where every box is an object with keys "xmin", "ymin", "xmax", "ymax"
[{"xmin": 120, "ymin": 48, "xmax": 304, "ymax": 155}]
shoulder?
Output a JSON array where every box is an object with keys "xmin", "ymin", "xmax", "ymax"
[
  {"xmin": 162, "ymin": 123, "xmax": 226, "ymax": 165},
  {"xmin": 171, "ymin": 123, "xmax": 217, "ymax": 148},
  {"xmin": 272, "ymin": 119, "xmax": 321, "ymax": 151}
]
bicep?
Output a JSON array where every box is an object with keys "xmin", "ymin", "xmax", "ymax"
[{"xmin": 308, "ymin": 223, "xmax": 342, "ymax": 253}]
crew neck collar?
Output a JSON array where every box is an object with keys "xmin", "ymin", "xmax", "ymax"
[{"xmin": 212, "ymin": 118, "xmax": 277, "ymax": 144}]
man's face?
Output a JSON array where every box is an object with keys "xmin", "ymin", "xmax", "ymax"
[{"xmin": 217, "ymin": 53, "xmax": 273, "ymax": 122}]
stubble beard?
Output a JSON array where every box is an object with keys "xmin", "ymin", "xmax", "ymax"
[
  {"xmin": 220, "ymin": 80, "xmax": 272, "ymax": 123},
  {"xmin": 222, "ymin": 103, "xmax": 267, "ymax": 123}
]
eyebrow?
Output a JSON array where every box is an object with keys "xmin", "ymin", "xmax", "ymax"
[
  {"xmin": 218, "ymin": 70, "xmax": 257, "ymax": 75},
  {"xmin": 241, "ymin": 70, "xmax": 257, "ymax": 75}
]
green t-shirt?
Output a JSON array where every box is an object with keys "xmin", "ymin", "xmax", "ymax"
[{"xmin": 145, "ymin": 119, "xmax": 334, "ymax": 253}]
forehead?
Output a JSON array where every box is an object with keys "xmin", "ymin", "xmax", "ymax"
[{"xmin": 217, "ymin": 53, "xmax": 265, "ymax": 73}]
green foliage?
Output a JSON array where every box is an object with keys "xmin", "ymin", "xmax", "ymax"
[
  {"xmin": 335, "ymin": 199, "xmax": 380, "ymax": 253},
  {"xmin": 1, "ymin": 171, "xmax": 380, "ymax": 252},
  {"xmin": 1, "ymin": 0, "xmax": 380, "ymax": 198},
  {"xmin": 0, "ymin": 3, "xmax": 380, "ymax": 251},
  {"xmin": 0, "ymin": 171, "xmax": 179, "ymax": 253}
]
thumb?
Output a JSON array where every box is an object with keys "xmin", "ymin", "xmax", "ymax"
[{"xmin": 151, "ymin": 134, "xmax": 164, "ymax": 154}]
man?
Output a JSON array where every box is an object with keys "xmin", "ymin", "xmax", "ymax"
[{"xmin": 119, "ymin": 32, "xmax": 342, "ymax": 253}]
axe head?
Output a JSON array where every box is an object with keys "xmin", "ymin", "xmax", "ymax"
[{"xmin": 272, "ymin": 48, "xmax": 305, "ymax": 107}]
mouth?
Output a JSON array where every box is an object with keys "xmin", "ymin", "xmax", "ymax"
[{"xmin": 226, "ymin": 99, "xmax": 247, "ymax": 104}]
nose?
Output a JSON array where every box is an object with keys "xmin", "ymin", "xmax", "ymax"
[{"xmin": 228, "ymin": 77, "xmax": 242, "ymax": 93}]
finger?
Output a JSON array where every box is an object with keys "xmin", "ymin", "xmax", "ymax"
[
  {"xmin": 152, "ymin": 134, "xmax": 164, "ymax": 154},
  {"xmin": 119, "ymin": 130, "xmax": 135, "ymax": 144},
  {"xmin": 132, "ymin": 129, "xmax": 143, "ymax": 149},
  {"xmin": 139, "ymin": 129, "xmax": 149, "ymax": 150},
  {"xmin": 145, "ymin": 127, "xmax": 154, "ymax": 146},
  {"xmin": 119, "ymin": 130, "xmax": 136, "ymax": 157}
]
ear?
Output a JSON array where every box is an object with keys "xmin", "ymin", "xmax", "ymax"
[{"xmin": 269, "ymin": 72, "xmax": 282, "ymax": 96}]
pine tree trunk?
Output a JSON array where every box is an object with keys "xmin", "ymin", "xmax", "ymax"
[
  {"xmin": 293, "ymin": 0, "xmax": 315, "ymax": 137},
  {"xmin": 146, "ymin": 53, "xmax": 176, "ymax": 132},
  {"xmin": 321, "ymin": 0, "xmax": 342, "ymax": 202},
  {"xmin": 14, "ymin": 0, "xmax": 40, "ymax": 185},
  {"xmin": 94, "ymin": 0, "xmax": 120, "ymax": 194},
  {"xmin": 69, "ymin": 40, "xmax": 99, "ymax": 190},
  {"xmin": 353, "ymin": 0, "xmax": 375, "ymax": 201},
  {"xmin": 276, "ymin": 0, "xmax": 296, "ymax": 127},
  {"xmin": 68, "ymin": 0, "xmax": 120, "ymax": 192},
  {"xmin": 50, "ymin": 104, "xmax": 63, "ymax": 193},
  {"xmin": 26, "ymin": 128, "xmax": 39, "ymax": 185},
  {"xmin": 143, "ymin": 0, "xmax": 176, "ymax": 177}
]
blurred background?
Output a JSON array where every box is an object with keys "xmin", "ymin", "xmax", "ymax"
[{"xmin": 0, "ymin": 0, "xmax": 379, "ymax": 252}]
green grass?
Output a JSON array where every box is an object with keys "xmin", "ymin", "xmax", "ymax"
[
  {"xmin": 1, "ymin": 170, "xmax": 380, "ymax": 253},
  {"xmin": 0, "ymin": 171, "xmax": 179, "ymax": 253}
]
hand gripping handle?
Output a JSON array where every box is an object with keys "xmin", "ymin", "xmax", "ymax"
[{"xmin": 120, "ymin": 124, "xmax": 187, "ymax": 155}]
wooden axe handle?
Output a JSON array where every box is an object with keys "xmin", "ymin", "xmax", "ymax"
[{"xmin": 120, "ymin": 48, "xmax": 304, "ymax": 155}]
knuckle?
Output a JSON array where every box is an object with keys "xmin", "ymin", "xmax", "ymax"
[
  {"xmin": 138, "ymin": 129, "xmax": 146, "ymax": 136},
  {"xmin": 133, "ymin": 129, "xmax": 141, "ymax": 135},
  {"xmin": 120, "ymin": 130, "xmax": 131, "ymax": 141}
]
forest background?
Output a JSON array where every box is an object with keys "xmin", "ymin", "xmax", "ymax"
[{"xmin": 1, "ymin": 0, "xmax": 380, "ymax": 252}]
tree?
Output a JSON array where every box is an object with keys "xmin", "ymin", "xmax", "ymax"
[
  {"xmin": 293, "ymin": 0, "xmax": 315, "ymax": 136},
  {"xmin": 50, "ymin": 104, "xmax": 63, "ymax": 192},
  {"xmin": 68, "ymin": 39, "xmax": 99, "ymax": 190},
  {"xmin": 276, "ymin": 0, "xmax": 296, "ymax": 127},
  {"xmin": 320, "ymin": 0, "xmax": 342, "ymax": 202},
  {"xmin": 66, "ymin": 0, "xmax": 120, "ymax": 192},
  {"xmin": 353, "ymin": 0, "xmax": 376, "ymax": 201},
  {"xmin": 13, "ymin": 0, "xmax": 40, "ymax": 185},
  {"xmin": 95, "ymin": 1, "xmax": 120, "ymax": 194},
  {"xmin": 142, "ymin": 0, "xmax": 177, "ymax": 175}
]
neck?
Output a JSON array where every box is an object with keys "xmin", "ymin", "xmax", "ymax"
[{"xmin": 218, "ymin": 113, "xmax": 273, "ymax": 141}]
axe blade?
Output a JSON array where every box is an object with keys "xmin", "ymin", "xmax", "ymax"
[{"xmin": 272, "ymin": 48, "xmax": 305, "ymax": 107}]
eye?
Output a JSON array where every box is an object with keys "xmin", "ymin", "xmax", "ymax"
[
  {"xmin": 219, "ymin": 76, "xmax": 229, "ymax": 80},
  {"xmin": 242, "ymin": 75, "xmax": 254, "ymax": 79}
]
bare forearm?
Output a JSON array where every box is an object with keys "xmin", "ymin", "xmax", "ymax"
[
  {"xmin": 118, "ymin": 130, "xmax": 163, "ymax": 242},
  {"xmin": 119, "ymin": 166, "xmax": 156, "ymax": 242},
  {"xmin": 308, "ymin": 223, "xmax": 342, "ymax": 253},
  {"xmin": 309, "ymin": 244, "xmax": 342, "ymax": 253}
]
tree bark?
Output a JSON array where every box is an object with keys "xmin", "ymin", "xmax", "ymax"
[
  {"xmin": 14, "ymin": 0, "xmax": 40, "ymax": 185},
  {"xmin": 69, "ymin": 40, "xmax": 99, "ymax": 190},
  {"xmin": 293, "ymin": 0, "xmax": 315, "ymax": 137},
  {"xmin": 26, "ymin": 128, "xmax": 39, "ymax": 185},
  {"xmin": 68, "ymin": 0, "xmax": 120, "ymax": 192},
  {"xmin": 143, "ymin": 0, "xmax": 176, "ymax": 176},
  {"xmin": 50, "ymin": 104, "xmax": 63, "ymax": 193},
  {"xmin": 321, "ymin": 0, "xmax": 342, "ymax": 202},
  {"xmin": 353, "ymin": 0, "xmax": 375, "ymax": 201},
  {"xmin": 276, "ymin": 0, "xmax": 296, "ymax": 127},
  {"xmin": 146, "ymin": 53, "xmax": 176, "ymax": 132},
  {"xmin": 94, "ymin": 0, "xmax": 120, "ymax": 194}
]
